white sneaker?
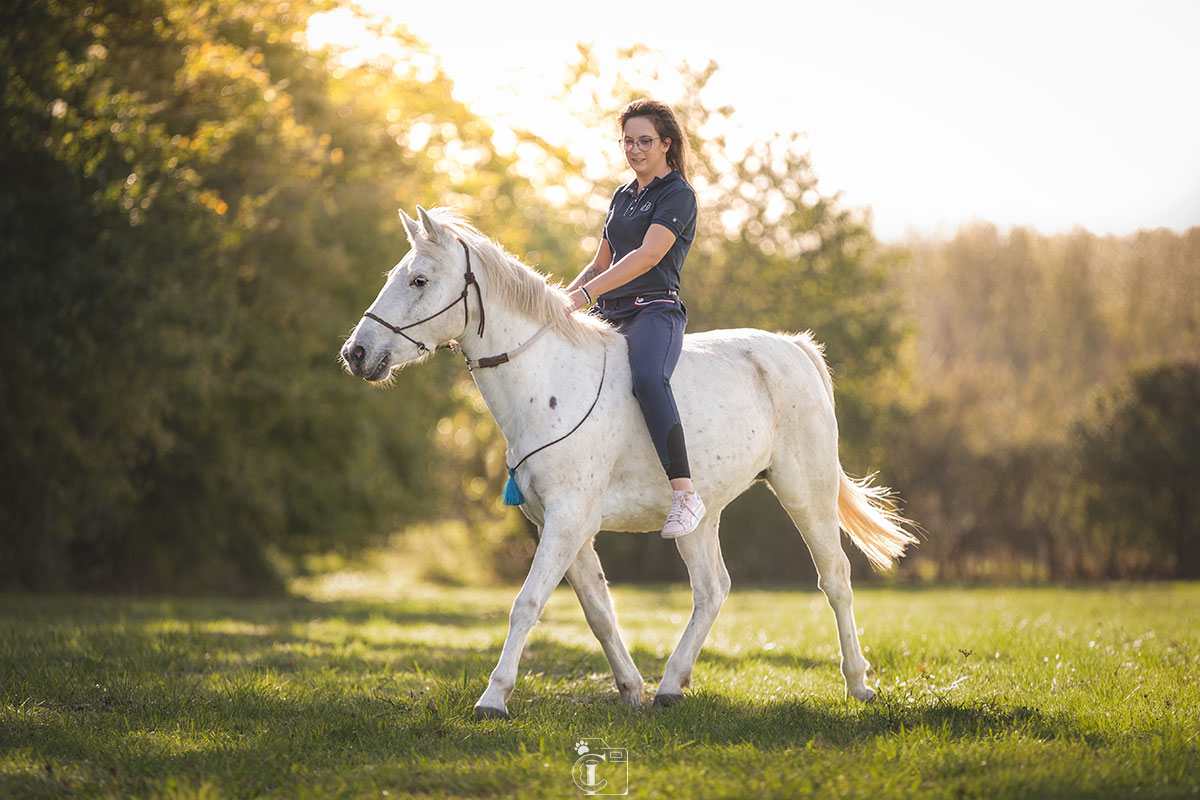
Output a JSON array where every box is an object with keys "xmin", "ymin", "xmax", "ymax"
[{"xmin": 661, "ymin": 490, "xmax": 707, "ymax": 539}]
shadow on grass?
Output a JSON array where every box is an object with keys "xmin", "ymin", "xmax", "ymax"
[
  {"xmin": 1, "ymin": 592, "xmax": 1125, "ymax": 798},
  {"xmin": 3, "ymin": 603, "xmax": 1102, "ymax": 748},
  {"xmin": 1, "ymin": 645, "xmax": 1108, "ymax": 798},
  {"xmin": 644, "ymin": 689, "xmax": 1104, "ymax": 749}
]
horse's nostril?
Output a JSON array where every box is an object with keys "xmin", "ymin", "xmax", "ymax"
[{"xmin": 352, "ymin": 345, "xmax": 365, "ymax": 361}]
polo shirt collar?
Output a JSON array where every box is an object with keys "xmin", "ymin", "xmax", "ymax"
[{"xmin": 622, "ymin": 170, "xmax": 681, "ymax": 194}]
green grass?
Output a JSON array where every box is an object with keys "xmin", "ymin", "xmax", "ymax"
[{"xmin": 2, "ymin": 582, "xmax": 1198, "ymax": 798}]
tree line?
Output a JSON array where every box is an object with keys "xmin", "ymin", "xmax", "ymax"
[
  {"xmin": 2, "ymin": 0, "xmax": 1195, "ymax": 593},
  {"xmin": 885, "ymin": 224, "xmax": 1199, "ymax": 581}
]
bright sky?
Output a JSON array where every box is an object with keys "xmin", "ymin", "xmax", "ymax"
[{"xmin": 310, "ymin": 0, "xmax": 1200, "ymax": 241}]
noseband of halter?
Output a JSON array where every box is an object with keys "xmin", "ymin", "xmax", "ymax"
[{"xmin": 362, "ymin": 238, "xmax": 486, "ymax": 357}]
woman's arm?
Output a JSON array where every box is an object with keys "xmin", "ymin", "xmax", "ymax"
[
  {"xmin": 566, "ymin": 238, "xmax": 613, "ymax": 293},
  {"xmin": 565, "ymin": 224, "xmax": 677, "ymax": 312}
]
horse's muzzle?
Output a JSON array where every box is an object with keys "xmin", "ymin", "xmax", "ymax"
[
  {"xmin": 340, "ymin": 342, "xmax": 363, "ymax": 374},
  {"xmin": 341, "ymin": 342, "xmax": 389, "ymax": 380}
]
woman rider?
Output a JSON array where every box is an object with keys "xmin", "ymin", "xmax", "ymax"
[{"xmin": 563, "ymin": 99, "xmax": 706, "ymax": 538}]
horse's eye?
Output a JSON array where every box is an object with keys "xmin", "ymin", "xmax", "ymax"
[{"xmin": 410, "ymin": 275, "xmax": 428, "ymax": 288}]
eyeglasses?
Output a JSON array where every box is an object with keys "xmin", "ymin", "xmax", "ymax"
[{"xmin": 619, "ymin": 136, "xmax": 661, "ymax": 151}]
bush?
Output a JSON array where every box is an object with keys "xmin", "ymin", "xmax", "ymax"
[{"xmin": 1070, "ymin": 362, "xmax": 1200, "ymax": 579}]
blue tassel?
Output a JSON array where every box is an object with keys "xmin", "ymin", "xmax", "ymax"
[{"xmin": 502, "ymin": 468, "xmax": 525, "ymax": 506}]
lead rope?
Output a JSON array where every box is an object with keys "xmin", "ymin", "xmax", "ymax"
[
  {"xmin": 503, "ymin": 347, "xmax": 608, "ymax": 506},
  {"xmin": 461, "ymin": 321, "xmax": 553, "ymax": 371}
]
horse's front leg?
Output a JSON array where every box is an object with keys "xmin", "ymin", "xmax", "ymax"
[
  {"xmin": 564, "ymin": 538, "xmax": 645, "ymax": 708},
  {"xmin": 475, "ymin": 511, "xmax": 596, "ymax": 720}
]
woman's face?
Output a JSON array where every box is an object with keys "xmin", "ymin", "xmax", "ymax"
[{"xmin": 622, "ymin": 116, "xmax": 671, "ymax": 181}]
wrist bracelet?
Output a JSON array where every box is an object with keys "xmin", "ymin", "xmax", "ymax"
[{"xmin": 579, "ymin": 286, "xmax": 592, "ymax": 305}]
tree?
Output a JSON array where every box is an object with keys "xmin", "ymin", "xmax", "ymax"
[
  {"xmin": 1072, "ymin": 363, "xmax": 1200, "ymax": 579},
  {"xmin": 0, "ymin": 0, "xmax": 555, "ymax": 592}
]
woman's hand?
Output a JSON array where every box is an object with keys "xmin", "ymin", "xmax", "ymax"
[
  {"xmin": 564, "ymin": 240, "xmax": 612, "ymax": 313},
  {"xmin": 563, "ymin": 288, "xmax": 589, "ymax": 314}
]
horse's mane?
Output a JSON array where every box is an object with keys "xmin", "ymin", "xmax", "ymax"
[{"xmin": 426, "ymin": 208, "xmax": 619, "ymax": 348}]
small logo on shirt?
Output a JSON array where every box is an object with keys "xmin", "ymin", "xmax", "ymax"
[{"xmin": 640, "ymin": 202, "xmax": 652, "ymax": 212}]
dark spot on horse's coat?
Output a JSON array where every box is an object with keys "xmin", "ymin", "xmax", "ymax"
[
  {"xmin": 549, "ymin": 396, "xmax": 557, "ymax": 409},
  {"xmin": 529, "ymin": 397, "xmax": 534, "ymax": 404}
]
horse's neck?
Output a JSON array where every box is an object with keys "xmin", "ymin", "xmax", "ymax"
[{"xmin": 458, "ymin": 305, "xmax": 599, "ymax": 447}]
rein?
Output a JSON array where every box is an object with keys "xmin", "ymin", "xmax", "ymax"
[{"xmin": 503, "ymin": 347, "xmax": 608, "ymax": 506}]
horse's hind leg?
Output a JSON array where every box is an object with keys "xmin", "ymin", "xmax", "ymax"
[
  {"xmin": 767, "ymin": 468, "xmax": 875, "ymax": 701},
  {"xmin": 564, "ymin": 538, "xmax": 645, "ymax": 708},
  {"xmin": 655, "ymin": 510, "xmax": 729, "ymax": 706}
]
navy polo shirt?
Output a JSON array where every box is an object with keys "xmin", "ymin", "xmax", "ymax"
[{"xmin": 600, "ymin": 171, "xmax": 697, "ymax": 299}]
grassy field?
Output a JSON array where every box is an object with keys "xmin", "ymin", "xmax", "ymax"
[{"xmin": 2, "ymin": 580, "xmax": 1198, "ymax": 798}]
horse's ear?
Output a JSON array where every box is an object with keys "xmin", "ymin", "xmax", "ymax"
[
  {"xmin": 416, "ymin": 205, "xmax": 444, "ymax": 245},
  {"xmin": 399, "ymin": 209, "xmax": 422, "ymax": 244}
]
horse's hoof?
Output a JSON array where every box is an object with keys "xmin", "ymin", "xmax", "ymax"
[
  {"xmin": 619, "ymin": 683, "xmax": 646, "ymax": 709},
  {"xmin": 474, "ymin": 705, "xmax": 509, "ymax": 720},
  {"xmin": 653, "ymin": 693, "xmax": 685, "ymax": 708},
  {"xmin": 849, "ymin": 686, "xmax": 876, "ymax": 703}
]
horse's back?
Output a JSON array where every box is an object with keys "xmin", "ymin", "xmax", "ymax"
[{"xmin": 677, "ymin": 328, "xmax": 835, "ymax": 425}]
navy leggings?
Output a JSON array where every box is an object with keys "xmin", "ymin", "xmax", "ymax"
[{"xmin": 595, "ymin": 295, "xmax": 691, "ymax": 480}]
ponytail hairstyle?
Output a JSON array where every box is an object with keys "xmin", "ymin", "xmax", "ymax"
[{"xmin": 619, "ymin": 99, "xmax": 691, "ymax": 184}]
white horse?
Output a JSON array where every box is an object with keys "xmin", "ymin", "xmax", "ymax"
[{"xmin": 340, "ymin": 207, "xmax": 917, "ymax": 719}]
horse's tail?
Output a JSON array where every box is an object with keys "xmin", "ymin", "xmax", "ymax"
[
  {"xmin": 791, "ymin": 331, "xmax": 919, "ymax": 570},
  {"xmin": 836, "ymin": 470, "xmax": 919, "ymax": 570}
]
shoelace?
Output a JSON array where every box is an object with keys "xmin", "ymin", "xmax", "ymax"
[{"xmin": 667, "ymin": 496, "xmax": 698, "ymax": 524}]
